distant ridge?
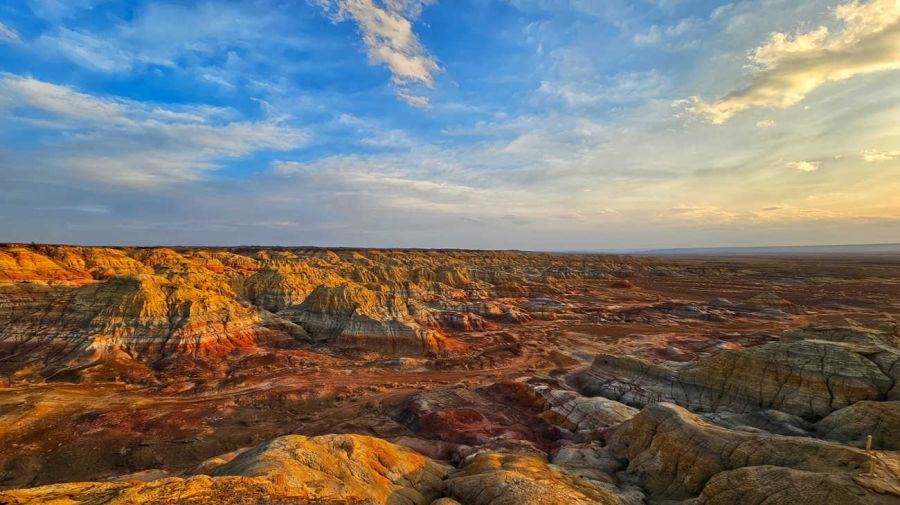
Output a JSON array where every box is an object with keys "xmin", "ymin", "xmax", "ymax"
[{"xmin": 632, "ymin": 242, "xmax": 900, "ymax": 256}]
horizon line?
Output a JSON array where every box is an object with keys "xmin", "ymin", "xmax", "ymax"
[{"xmin": 3, "ymin": 241, "xmax": 899, "ymax": 256}]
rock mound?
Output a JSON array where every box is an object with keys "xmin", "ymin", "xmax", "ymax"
[
  {"xmin": 573, "ymin": 328, "xmax": 894, "ymax": 419},
  {"xmin": 446, "ymin": 452, "xmax": 625, "ymax": 505},
  {"xmin": 288, "ymin": 284, "xmax": 461, "ymax": 354},
  {"xmin": 0, "ymin": 433, "xmax": 451, "ymax": 505},
  {"xmin": 605, "ymin": 402, "xmax": 900, "ymax": 504}
]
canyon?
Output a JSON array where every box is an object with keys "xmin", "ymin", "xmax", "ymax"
[{"xmin": 0, "ymin": 244, "xmax": 898, "ymax": 504}]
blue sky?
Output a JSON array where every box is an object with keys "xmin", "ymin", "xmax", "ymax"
[{"xmin": 0, "ymin": 0, "xmax": 898, "ymax": 249}]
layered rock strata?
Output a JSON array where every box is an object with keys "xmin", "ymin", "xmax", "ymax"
[
  {"xmin": 573, "ymin": 326, "xmax": 896, "ymax": 419},
  {"xmin": 0, "ymin": 244, "xmax": 665, "ymax": 379},
  {"xmin": 605, "ymin": 402, "xmax": 900, "ymax": 504}
]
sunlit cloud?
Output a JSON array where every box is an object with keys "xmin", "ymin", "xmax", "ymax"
[
  {"xmin": 786, "ymin": 160, "xmax": 821, "ymax": 172},
  {"xmin": 680, "ymin": 0, "xmax": 900, "ymax": 123},
  {"xmin": 667, "ymin": 205, "xmax": 740, "ymax": 223},
  {"xmin": 860, "ymin": 149, "xmax": 900, "ymax": 162},
  {"xmin": 315, "ymin": 0, "xmax": 440, "ymax": 106}
]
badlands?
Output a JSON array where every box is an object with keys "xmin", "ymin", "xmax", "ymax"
[{"xmin": 0, "ymin": 244, "xmax": 898, "ymax": 504}]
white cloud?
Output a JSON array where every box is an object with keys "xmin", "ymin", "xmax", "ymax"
[
  {"xmin": 382, "ymin": 0, "xmax": 435, "ymax": 18},
  {"xmin": 749, "ymin": 205, "xmax": 840, "ymax": 221},
  {"xmin": 38, "ymin": 204, "xmax": 109, "ymax": 214},
  {"xmin": 35, "ymin": 3, "xmax": 272, "ymax": 73},
  {"xmin": 0, "ymin": 75, "xmax": 309, "ymax": 187},
  {"xmin": 315, "ymin": 0, "xmax": 440, "ymax": 105},
  {"xmin": 0, "ymin": 75, "xmax": 128, "ymax": 122},
  {"xmin": 37, "ymin": 28, "xmax": 137, "ymax": 72},
  {"xmin": 360, "ymin": 128, "xmax": 413, "ymax": 147},
  {"xmin": 664, "ymin": 203, "xmax": 841, "ymax": 225},
  {"xmin": 70, "ymin": 154, "xmax": 217, "ymax": 186},
  {"xmin": 681, "ymin": 0, "xmax": 900, "ymax": 123},
  {"xmin": 756, "ymin": 119, "xmax": 776, "ymax": 128},
  {"xmin": 0, "ymin": 21, "xmax": 20, "ymax": 43},
  {"xmin": 332, "ymin": 112, "xmax": 414, "ymax": 146},
  {"xmin": 25, "ymin": 0, "xmax": 100, "ymax": 22},
  {"xmin": 538, "ymin": 70, "xmax": 667, "ymax": 107},
  {"xmin": 270, "ymin": 160, "xmax": 309, "ymax": 174},
  {"xmin": 667, "ymin": 205, "xmax": 739, "ymax": 223},
  {"xmin": 786, "ymin": 160, "xmax": 821, "ymax": 172},
  {"xmin": 397, "ymin": 91, "xmax": 430, "ymax": 107},
  {"xmin": 860, "ymin": 149, "xmax": 900, "ymax": 162},
  {"xmin": 633, "ymin": 17, "xmax": 699, "ymax": 47}
]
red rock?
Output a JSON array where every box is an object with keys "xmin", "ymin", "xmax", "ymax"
[{"xmin": 419, "ymin": 408, "xmax": 493, "ymax": 444}]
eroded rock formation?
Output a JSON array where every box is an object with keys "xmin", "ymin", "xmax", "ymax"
[
  {"xmin": 0, "ymin": 244, "xmax": 667, "ymax": 381},
  {"xmin": 446, "ymin": 452, "xmax": 626, "ymax": 505},
  {"xmin": 573, "ymin": 326, "xmax": 896, "ymax": 419},
  {"xmin": 605, "ymin": 402, "xmax": 900, "ymax": 504},
  {"xmin": 1, "ymin": 246, "xmax": 899, "ymax": 505},
  {"xmin": 0, "ymin": 433, "xmax": 450, "ymax": 504}
]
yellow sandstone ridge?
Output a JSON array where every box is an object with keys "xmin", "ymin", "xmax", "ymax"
[{"xmin": 0, "ymin": 434, "xmax": 452, "ymax": 504}]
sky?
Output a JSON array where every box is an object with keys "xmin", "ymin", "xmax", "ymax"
[{"xmin": 0, "ymin": 0, "xmax": 898, "ymax": 250}]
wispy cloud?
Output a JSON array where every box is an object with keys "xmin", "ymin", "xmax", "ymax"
[
  {"xmin": 786, "ymin": 160, "xmax": 821, "ymax": 172},
  {"xmin": 0, "ymin": 75, "xmax": 129, "ymax": 122},
  {"xmin": 633, "ymin": 17, "xmax": 699, "ymax": 47},
  {"xmin": 1, "ymin": 0, "xmax": 899, "ymax": 249},
  {"xmin": 680, "ymin": 0, "xmax": 900, "ymax": 123},
  {"xmin": 665, "ymin": 203, "xmax": 841, "ymax": 225},
  {"xmin": 35, "ymin": 3, "xmax": 272, "ymax": 73},
  {"xmin": 538, "ymin": 70, "xmax": 667, "ymax": 107},
  {"xmin": 667, "ymin": 204, "xmax": 739, "ymax": 223},
  {"xmin": 0, "ymin": 75, "xmax": 309, "ymax": 187},
  {"xmin": 0, "ymin": 21, "xmax": 20, "ymax": 43},
  {"xmin": 315, "ymin": 0, "xmax": 440, "ymax": 106},
  {"xmin": 860, "ymin": 149, "xmax": 900, "ymax": 162},
  {"xmin": 38, "ymin": 204, "xmax": 109, "ymax": 214}
]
